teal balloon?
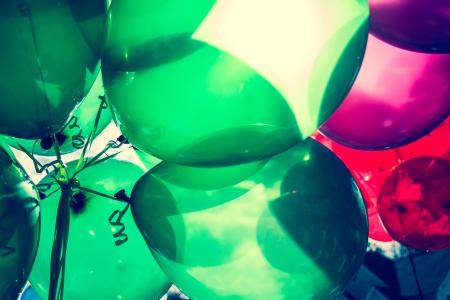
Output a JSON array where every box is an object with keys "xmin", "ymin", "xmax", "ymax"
[
  {"xmin": 102, "ymin": 0, "xmax": 369, "ymax": 166},
  {"xmin": 2, "ymin": 73, "xmax": 112, "ymax": 156},
  {"xmin": 0, "ymin": 147, "xmax": 40, "ymax": 299},
  {"xmin": 135, "ymin": 149, "xmax": 161, "ymax": 171},
  {"xmin": 29, "ymin": 159, "xmax": 170, "ymax": 300},
  {"xmin": 0, "ymin": 0, "xmax": 106, "ymax": 139},
  {"xmin": 131, "ymin": 139, "xmax": 368, "ymax": 300}
]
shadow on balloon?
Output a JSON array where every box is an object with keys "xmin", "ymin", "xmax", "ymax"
[
  {"xmin": 256, "ymin": 159, "xmax": 368, "ymax": 298},
  {"xmin": 0, "ymin": 197, "xmax": 40, "ymax": 299},
  {"xmin": 103, "ymin": 34, "xmax": 205, "ymax": 72},
  {"xmin": 130, "ymin": 139, "xmax": 369, "ymax": 300},
  {"xmin": 131, "ymin": 159, "xmax": 266, "ymax": 267},
  {"xmin": 171, "ymin": 125, "xmax": 299, "ymax": 167},
  {"xmin": 370, "ymin": 0, "xmax": 450, "ymax": 53},
  {"xmin": 313, "ymin": 18, "xmax": 369, "ymax": 128}
]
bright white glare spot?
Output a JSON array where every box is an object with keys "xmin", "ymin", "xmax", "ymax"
[{"xmin": 193, "ymin": 0, "xmax": 368, "ymax": 135}]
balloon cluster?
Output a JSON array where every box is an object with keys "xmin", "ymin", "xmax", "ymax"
[{"xmin": 0, "ymin": 0, "xmax": 448, "ymax": 300}]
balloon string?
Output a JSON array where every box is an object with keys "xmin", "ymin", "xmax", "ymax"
[
  {"xmin": 74, "ymin": 96, "xmax": 107, "ymax": 173},
  {"xmin": 72, "ymin": 138, "xmax": 129, "ymax": 179},
  {"xmin": 16, "ymin": 143, "xmax": 59, "ymax": 174},
  {"xmin": 77, "ymin": 186, "xmax": 129, "ymax": 203},
  {"xmin": 52, "ymin": 134, "xmax": 64, "ymax": 166},
  {"xmin": 48, "ymin": 185, "xmax": 71, "ymax": 300},
  {"xmin": 407, "ymin": 248, "xmax": 424, "ymax": 300}
]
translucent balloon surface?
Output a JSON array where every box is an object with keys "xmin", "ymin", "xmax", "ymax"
[
  {"xmin": 321, "ymin": 35, "xmax": 450, "ymax": 150},
  {"xmin": 103, "ymin": 0, "xmax": 369, "ymax": 166},
  {"xmin": 29, "ymin": 159, "xmax": 170, "ymax": 300},
  {"xmin": 315, "ymin": 117, "xmax": 450, "ymax": 242},
  {"xmin": 378, "ymin": 157, "xmax": 450, "ymax": 251},
  {"xmin": 131, "ymin": 139, "xmax": 368, "ymax": 299},
  {"xmin": 370, "ymin": 0, "xmax": 450, "ymax": 53},
  {"xmin": 0, "ymin": 147, "xmax": 40, "ymax": 299},
  {"xmin": 0, "ymin": 0, "xmax": 106, "ymax": 139},
  {"xmin": 313, "ymin": 131, "xmax": 395, "ymax": 242},
  {"xmin": 2, "ymin": 73, "xmax": 112, "ymax": 156}
]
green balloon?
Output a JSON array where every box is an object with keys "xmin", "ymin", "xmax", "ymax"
[
  {"xmin": 102, "ymin": 0, "xmax": 369, "ymax": 166},
  {"xmin": 135, "ymin": 149, "xmax": 161, "ymax": 171},
  {"xmin": 0, "ymin": 0, "xmax": 106, "ymax": 139},
  {"xmin": 29, "ymin": 159, "xmax": 170, "ymax": 300},
  {"xmin": 1, "ymin": 72, "xmax": 112, "ymax": 156},
  {"xmin": 131, "ymin": 139, "xmax": 368, "ymax": 300},
  {"xmin": 0, "ymin": 147, "xmax": 40, "ymax": 299}
]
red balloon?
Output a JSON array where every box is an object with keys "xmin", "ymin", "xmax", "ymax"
[
  {"xmin": 321, "ymin": 35, "xmax": 450, "ymax": 150},
  {"xmin": 378, "ymin": 156, "xmax": 450, "ymax": 251},
  {"xmin": 314, "ymin": 117, "xmax": 450, "ymax": 243}
]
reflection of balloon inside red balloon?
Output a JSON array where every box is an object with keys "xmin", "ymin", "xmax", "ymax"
[
  {"xmin": 378, "ymin": 157, "xmax": 450, "ymax": 251},
  {"xmin": 314, "ymin": 117, "xmax": 450, "ymax": 243}
]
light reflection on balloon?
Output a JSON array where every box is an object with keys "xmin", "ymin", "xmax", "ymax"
[
  {"xmin": 0, "ymin": 147, "xmax": 40, "ymax": 299},
  {"xmin": 321, "ymin": 35, "xmax": 450, "ymax": 150},
  {"xmin": 1, "ymin": 73, "xmax": 112, "ymax": 156},
  {"xmin": 0, "ymin": 0, "xmax": 106, "ymax": 139},
  {"xmin": 131, "ymin": 139, "xmax": 368, "ymax": 299},
  {"xmin": 378, "ymin": 156, "xmax": 450, "ymax": 251},
  {"xmin": 369, "ymin": 0, "xmax": 450, "ymax": 53},
  {"xmin": 29, "ymin": 159, "xmax": 170, "ymax": 300},
  {"xmin": 315, "ymin": 117, "xmax": 450, "ymax": 243},
  {"xmin": 103, "ymin": 0, "xmax": 369, "ymax": 166}
]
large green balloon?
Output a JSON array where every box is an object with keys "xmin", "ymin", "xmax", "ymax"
[
  {"xmin": 103, "ymin": 0, "xmax": 369, "ymax": 166},
  {"xmin": 130, "ymin": 139, "xmax": 368, "ymax": 300},
  {"xmin": 29, "ymin": 159, "xmax": 170, "ymax": 300},
  {"xmin": 0, "ymin": 146, "xmax": 40, "ymax": 299},
  {"xmin": 1, "ymin": 73, "xmax": 112, "ymax": 156},
  {"xmin": 0, "ymin": 0, "xmax": 106, "ymax": 139}
]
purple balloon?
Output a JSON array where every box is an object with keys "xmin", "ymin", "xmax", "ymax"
[
  {"xmin": 370, "ymin": 0, "xmax": 450, "ymax": 53},
  {"xmin": 320, "ymin": 35, "xmax": 450, "ymax": 150}
]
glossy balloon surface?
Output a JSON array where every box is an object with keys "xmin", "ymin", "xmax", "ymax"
[
  {"xmin": 103, "ymin": 0, "xmax": 369, "ymax": 166},
  {"xmin": 0, "ymin": 0, "xmax": 106, "ymax": 139},
  {"xmin": 0, "ymin": 147, "xmax": 40, "ymax": 299},
  {"xmin": 2, "ymin": 73, "xmax": 112, "ymax": 156},
  {"xmin": 316, "ymin": 117, "xmax": 450, "ymax": 242},
  {"xmin": 135, "ymin": 149, "xmax": 161, "ymax": 171},
  {"xmin": 29, "ymin": 159, "xmax": 170, "ymax": 300},
  {"xmin": 370, "ymin": 0, "xmax": 450, "ymax": 53},
  {"xmin": 378, "ymin": 157, "xmax": 450, "ymax": 251},
  {"xmin": 321, "ymin": 35, "xmax": 450, "ymax": 150},
  {"xmin": 131, "ymin": 139, "xmax": 368, "ymax": 299},
  {"xmin": 313, "ymin": 131, "xmax": 395, "ymax": 242}
]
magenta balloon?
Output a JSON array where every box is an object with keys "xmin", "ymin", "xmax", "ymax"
[
  {"xmin": 321, "ymin": 35, "xmax": 450, "ymax": 150},
  {"xmin": 369, "ymin": 0, "xmax": 450, "ymax": 53}
]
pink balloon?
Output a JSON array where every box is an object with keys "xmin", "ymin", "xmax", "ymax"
[
  {"xmin": 321, "ymin": 34, "xmax": 450, "ymax": 150},
  {"xmin": 370, "ymin": 0, "xmax": 450, "ymax": 53}
]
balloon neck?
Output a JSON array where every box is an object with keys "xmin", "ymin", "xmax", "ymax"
[
  {"xmin": 40, "ymin": 133, "xmax": 67, "ymax": 150},
  {"xmin": 70, "ymin": 191, "xmax": 88, "ymax": 213}
]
